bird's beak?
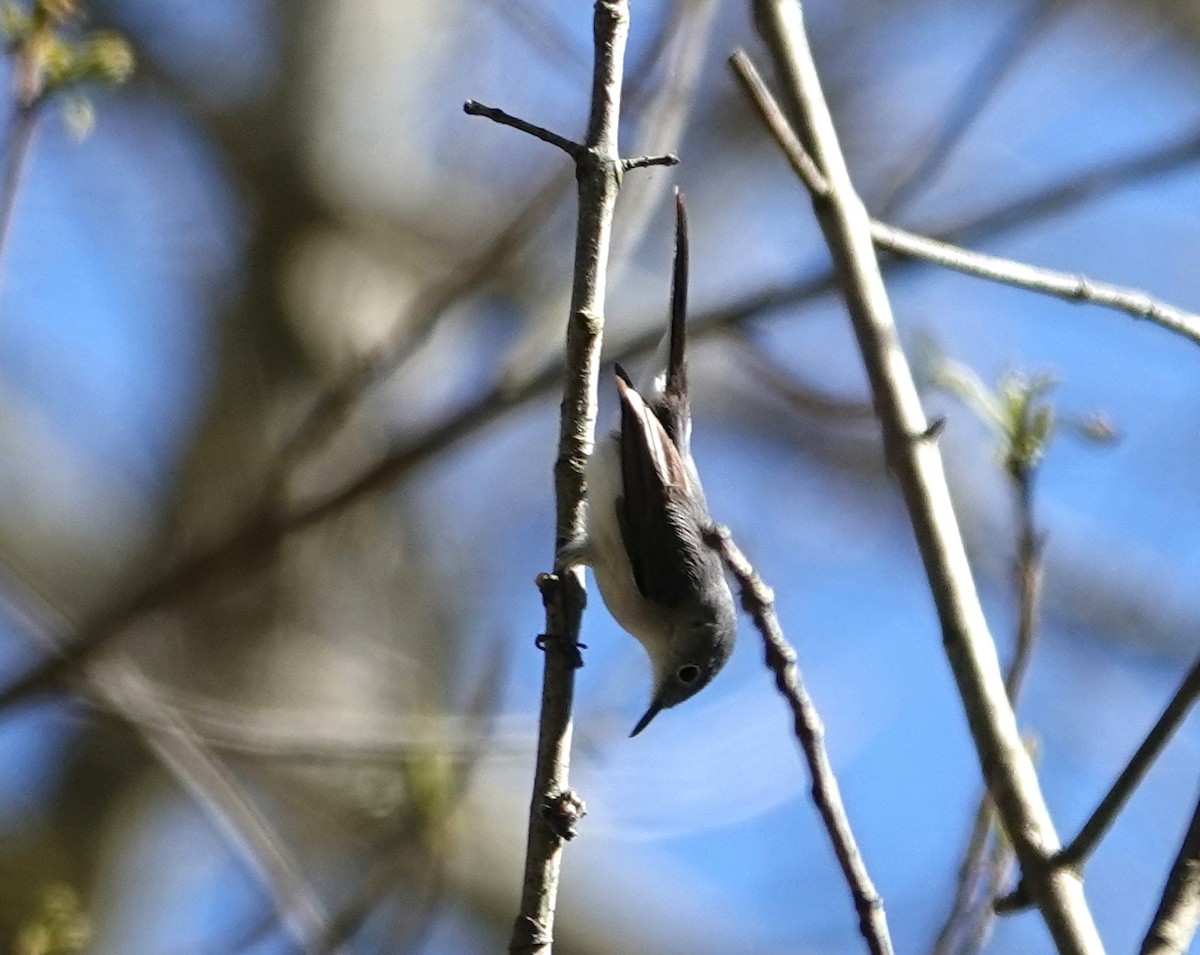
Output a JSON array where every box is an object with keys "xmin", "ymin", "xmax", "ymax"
[{"xmin": 630, "ymin": 696, "xmax": 665, "ymax": 738}]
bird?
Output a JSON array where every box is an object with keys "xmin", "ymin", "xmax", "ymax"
[{"xmin": 558, "ymin": 189, "xmax": 737, "ymax": 737}]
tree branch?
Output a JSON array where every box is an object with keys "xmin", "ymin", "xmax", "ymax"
[
  {"xmin": 1060, "ymin": 652, "xmax": 1200, "ymax": 872},
  {"xmin": 749, "ymin": 2, "xmax": 1102, "ymax": 951},
  {"xmin": 463, "ymin": 100, "xmax": 583, "ymax": 157},
  {"xmin": 874, "ymin": 0, "xmax": 1060, "ymax": 217},
  {"xmin": 703, "ymin": 525, "xmax": 894, "ymax": 955},
  {"xmin": 1139, "ymin": 787, "xmax": 1200, "ymax": 955},
  {"xmin": 466, "ymin": 3, "xmax": 649, "ymax": 952},
  {"xmin": 731, "ymin": 51, "xmax": 1200, "ymax": 350},
  {"xmin": 0, "ymin": 103, "xmax": 39, "ymax": 302}
]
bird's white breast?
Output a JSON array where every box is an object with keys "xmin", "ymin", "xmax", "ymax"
[{"xmin": 584, "ymin": 430, "xmax": 671, "ymax": 663}]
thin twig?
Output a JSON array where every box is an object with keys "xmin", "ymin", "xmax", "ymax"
[
  {"xmin": 1007, "ymin": 469, "xmax": 1044, "ymax": 703},
  {"xmin": 463, "ymin": 101, "xmax": 582, "ymax": 157},
  {"xmin": 875, "ymin": 0, "xmax": 1060, "ymax": 217},
  {"xmin": 703, "ymin": 524, "xmax": 894, "ymax": 955},
  {"xmin": 1060, "ymin": 652, "xmax": 1200, "ymax": 871},
  {"xmin": 604, "ymin": 0, "xmax": 716, "ymax": 294},
  {"xmin": 620, "ymin": 153, "xmax": 679, "ymax": 171},
  {"xmin": 1139, "ymin": 786, "xmax": 1200, "ymax": 955},
  {"xmin": 0, "ymin": 103, "xmax": 39, "ymax": 303},
  {"xmin": 749, "ymin": 2, "xmax": 1102, "ymax": 951},
  {"xmin": 869, "ymin": 223, "xmax": 1200, "ymax": 350},
  {"xmin": 931, "ymin": 801, "xmax": 1000, "ymax": 955},
  {"xmin": 89, "ymin": 660, "xmax": 347, "ymax": 955},
  {"xmin": 731, "ymin": 51, "xmax": 1200, "ymax": 350},
  {"xmin": 932, "ymin": 466, "xmax": 1045, "ymax": 954}
]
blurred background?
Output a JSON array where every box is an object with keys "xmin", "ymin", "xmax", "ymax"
[{"xmin": 0, "ymin": 0, "xmax": 1197, "ymax": 952}]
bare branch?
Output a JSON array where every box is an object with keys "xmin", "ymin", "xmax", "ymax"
[
  {"xmin": 869, "ymin": 223, "xmax": 1200, "ymax": 350},
  {"xmin": 732, "ymin": 50, "xmax": 1200, "ymax": 350},
  {"xmin": 620, "ymin": 153, "xmax": 679, "ymax": 171},
  {"xmin": 750, "ymin": 1, "xmax": 1102, "ymax": 950},
  {"xmin": 1060, "ymin": 652, "xmax": 1200, "ymax": 872},
  {"xmin": 875, "ymin": 0, "xmax": 1061, "ymax": 217},
  {"xmin": 1140, "ymin": 789, "xmax": 1200, "ymax": 955},
  {"xmin": 703, "ymin": 525, "xmax": 893, "ymax": 955},
  {"xmin": 0, "ymin": 103, "xmax": 39, "ymax": 302},
  {"xmin": 463, "ymin": 100, "xmax": 582, "ymax": 157}
]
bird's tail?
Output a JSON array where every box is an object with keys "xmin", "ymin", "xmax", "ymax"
[{"xmin": 665, "ymin": 188, "xmax": 689, "ymax": 402}]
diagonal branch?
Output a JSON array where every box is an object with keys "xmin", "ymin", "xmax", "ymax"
[
  {"xmin": 1139, "ymin": 786, "xmax": 1200, "ymax": 955},
  {"xmin": 1058, "ymin": 652, "xmax": 1200, "ymax": 869},
  {"xmin": 998, "ymin": 649, "xmax": 1200, "ymax": 916},
  {"xmin": 731, "ymin": 51, "xmax": 1200, "ymax": 349},
  {"xmin": 875, "ymin": 0, "xmax": 1061, "ymax": 217},
  {"xmin": 703, "ymin": 525, "xmax": 893, "ymax": 955},
  {"xmin": 749, "ymin": 1, "xmax": 1102, "ymax": 951},
  {"xmin": 89, "ymin": 660, "xmax": 349, "ymax": 955}
]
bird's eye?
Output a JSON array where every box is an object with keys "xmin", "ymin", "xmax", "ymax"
[{"xmin": 677, "ymin": 664, "xmax": 700, "ymax": 684}]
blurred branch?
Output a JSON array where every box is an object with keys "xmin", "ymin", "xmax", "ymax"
[
  {"xmin": 1139, "ymin": 787, "xmax": 1200, "ymax": 955},
  {"xmin": 605, "ymin": 0, "xmax": 717, "ymax": 288},
  {"xmin": 731, "ymin": 51, "xmax": 1200, "ymax": 349},
  {"xmin": 1060, "ymin": 651, "xmax": 1200, "ymax": 869},
  {"xmin": 4, "ymin": 0, "xmax": 1200, "ymax": 751},
  {"xmin": 932, "ymin": 800, "xmax": 1002, "ymax": 955},
  {"xmin": 732, "ymin": 332, "xmax": 876, "ymax": 422},
  {"xmin": 483, "ymin": 0, "xmax": 590, "ymax": 75},
  {"xmin": 0, "ymin": 3, "xmax": 134, "ymax": 303},
  {"xmin": 466, "ymin": 2, "xmax": 672, "ymax": 952},
  {"xmin": 0, "ymin": 102, "xmax": 40, "ymax": 296},
  {"xmin": 747, "ymin": 1, "xmax": 1102, "ymax": 951},
  {"xmin": 268, "ymin": 0, "xmax": 702, "ymax": 511},
  {"xmin": 703, "ymin": 524, "xmax": 893, "ymax": 955},
  {"xmin": 88, "ymin": 661, "xmax": 348, "ymax": 955},
  {"xmin": 931, "ymin": 368, "xmax": 1055, "ymax": 955},
  {"xmin": 997, "ymin": 650, "xmax": 1200, "ymax": 914},
  {"xmin": 875, "ymin": 0, "xmax": 1060, "ymax": 217}
]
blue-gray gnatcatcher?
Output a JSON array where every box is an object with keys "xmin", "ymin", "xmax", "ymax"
[{"xmin": 558, "ymin": 191, "xmax": 736, "ymax": 737}]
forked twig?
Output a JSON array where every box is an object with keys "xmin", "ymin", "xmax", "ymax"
[{"xmin": 730, "ymin": 51, "xmax": 1200, "ymax": 350}]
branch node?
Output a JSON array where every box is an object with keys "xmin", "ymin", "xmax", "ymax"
[
  {"xmin": 917, "ymin": 416, "xmax": 947, "ymax": 442},
  {"xmin": 539, "ymin": 789, "xmax": 587, "ymax": 841},
  {"xmin": 620, "ymin": 152, "xmax": 680, "ymax": 172},
  {"xmin": 994, "ymin": 882, "xmax": 1032, "ymax": 914},
  {"xmin": 509, "ymin": 916, "xmax": 551, "ymax": 953}
]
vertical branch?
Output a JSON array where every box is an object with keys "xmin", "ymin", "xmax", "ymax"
[
  {"xmin": 511, "ymin": 5, "xmax": 628, "ymax": 949},
  {"xmin": 1139, "ymin": 787, "xmax": 1200, "ymax": 955},
  {"xmin": 465, "ymin": 4, "xmax": 675, "ymax": 954},
  {"xmin": 750, "ymin": 1, "xmax": 1103, "ymax": 951},
  {"xmin": 1007, "ymin": 467, "xmax": 1044, "ymax": 701}
]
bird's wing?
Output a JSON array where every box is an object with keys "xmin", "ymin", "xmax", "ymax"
[{"xmin": 614, "ymin": 374, "xmax": 708, "ymax": 607}]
